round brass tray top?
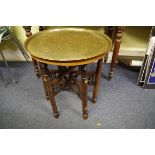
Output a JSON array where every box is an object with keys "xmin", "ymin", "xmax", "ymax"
[{"xmin": 25, "ymin": 28, "xmax": 112, "ymax": 63}]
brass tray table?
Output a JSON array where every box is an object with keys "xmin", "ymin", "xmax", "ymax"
[{"xmin": 25, "ymin": 28, "xmax": 112, "ymax": 119}]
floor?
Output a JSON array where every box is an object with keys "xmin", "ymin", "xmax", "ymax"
[{"xmin": 0, "ymin": 62, "xmax": 155, "ymax": 129}]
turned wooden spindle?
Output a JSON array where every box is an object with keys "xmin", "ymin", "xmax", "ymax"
[
  {"xmin": 104, "ymin": 26, "xmax": 114, "ymax": 63},
  {"xmin": 39, "ymin": 63, "xmax": 49, "ymax": 100},
  {"xmin": 109, "ymin": 26, "xmax": 124, "ymax": 80},
  {"xmin": 92, "ymin": 58, "xmax": 103, "ymax": 103},
  {"xmin": 39, "ymin": 62, "xmax": 59, "ymax": 119},
  {"xmin": 23, "ymin": 26, "xmax": 32, "ymax": 37},
  {"xmin": 39, "ymin": 26, "xmax": 45, "ymax": 31},
  {"xmin": 107, "ymin": 26, "xmax": 114, "ymax": 39},
  {"xmin": 80, "ymin": 65, "xmax": 88, "ymax": 120},
  {"xmin": 23, "ymin": 26, "xmax": 41, "ymax": 78}
]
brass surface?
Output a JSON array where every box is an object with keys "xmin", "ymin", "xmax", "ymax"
[
  {"xmin": 25, "ymin": 28, "xmax": 112, "ymax": 62},
  {"xmin": 31, "ymin": 53, "xmax": 107, "ymax": 66}
]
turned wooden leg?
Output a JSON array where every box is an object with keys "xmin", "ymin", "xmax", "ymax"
[
  {"xmin": 109, "ymin": 26, "xmax": 124, "ymax": 80},
  {"xmin": 107, "ymin": 26, "xmax": 114, "ymax": 39},
  {"xmin": 39, "ymin": 63, "xmax": 49, "ymax": 100},
  {"xmin": 32, "ymin": 58, "xmax": 40, "ymax": 78},
  {"xmin": 104, "ymin": 26, "xmax": 114, "ymax": 63},
  {"xmin": 92, "ymin": 58, "xmax": 103, "ymax": 103},
  {"xmin": 40, "ymin": 63, "xmax": 59, "ymax": 119},
  {"xmin": 23, "ymin": 26, "xmax": 32, "ymax": 37},
  {"xmin": 39, "ymin": 26, "xmax": 45, "ymax": 31},
  {"xmin": 80, "ymin": 65, "xmax": 88, "ymax": 120}
]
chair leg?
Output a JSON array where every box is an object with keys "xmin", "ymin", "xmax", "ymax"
[
  {"xmin": 0, "ymin": 50, "xmax": 17, "ymax": 83},
  {"xmin": 40, "ymin": 63, "xmax": 59, "ymax": 119},
  {"xmin": 92, "ymin": 58, "xmax": 103, "ymax": 103},
  {"xmin": 80, "ymin": 65, "xmax": 88, "ymax": 120}
]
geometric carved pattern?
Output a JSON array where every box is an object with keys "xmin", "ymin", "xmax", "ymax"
[{"xmin": 48, "ymin": 66, "xmax": 96, "ymax": 98}]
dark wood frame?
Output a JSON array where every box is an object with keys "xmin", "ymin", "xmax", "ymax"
[{"xmin": 36, "ymin": 59, "xmax": 103, "ymax": 119}]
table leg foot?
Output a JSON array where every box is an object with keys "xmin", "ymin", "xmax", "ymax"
[
  {"xmin": 54, "ymin": 112, "xmax": 59, "ymax": 119},
  {"xmin": 92, "ymin": 97, "xmax": 97, "ymax": 103},
  {"xmin": 83, "ymin": 113, "xmax": 88, "ymax": 120},
  {"xmin": 46, "ymin": 95, "xmax": 49, "ymax": 100},
  {"xmin": 108, "ymin": 71, "xmax": 113, "ymax": 81},
  {"xmin": 36, "ymin": 74, "xmax": 40, "ymax": 78}
]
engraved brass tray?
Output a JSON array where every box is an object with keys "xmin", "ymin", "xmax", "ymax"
[{"xmin": 24, "ymin": 28, "xmax": 112, "ymax": 62}]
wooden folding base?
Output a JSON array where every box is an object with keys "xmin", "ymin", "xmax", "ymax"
[{"xmin": 39, "ymin": 59, "xmax": 103, "ymax": 120}]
